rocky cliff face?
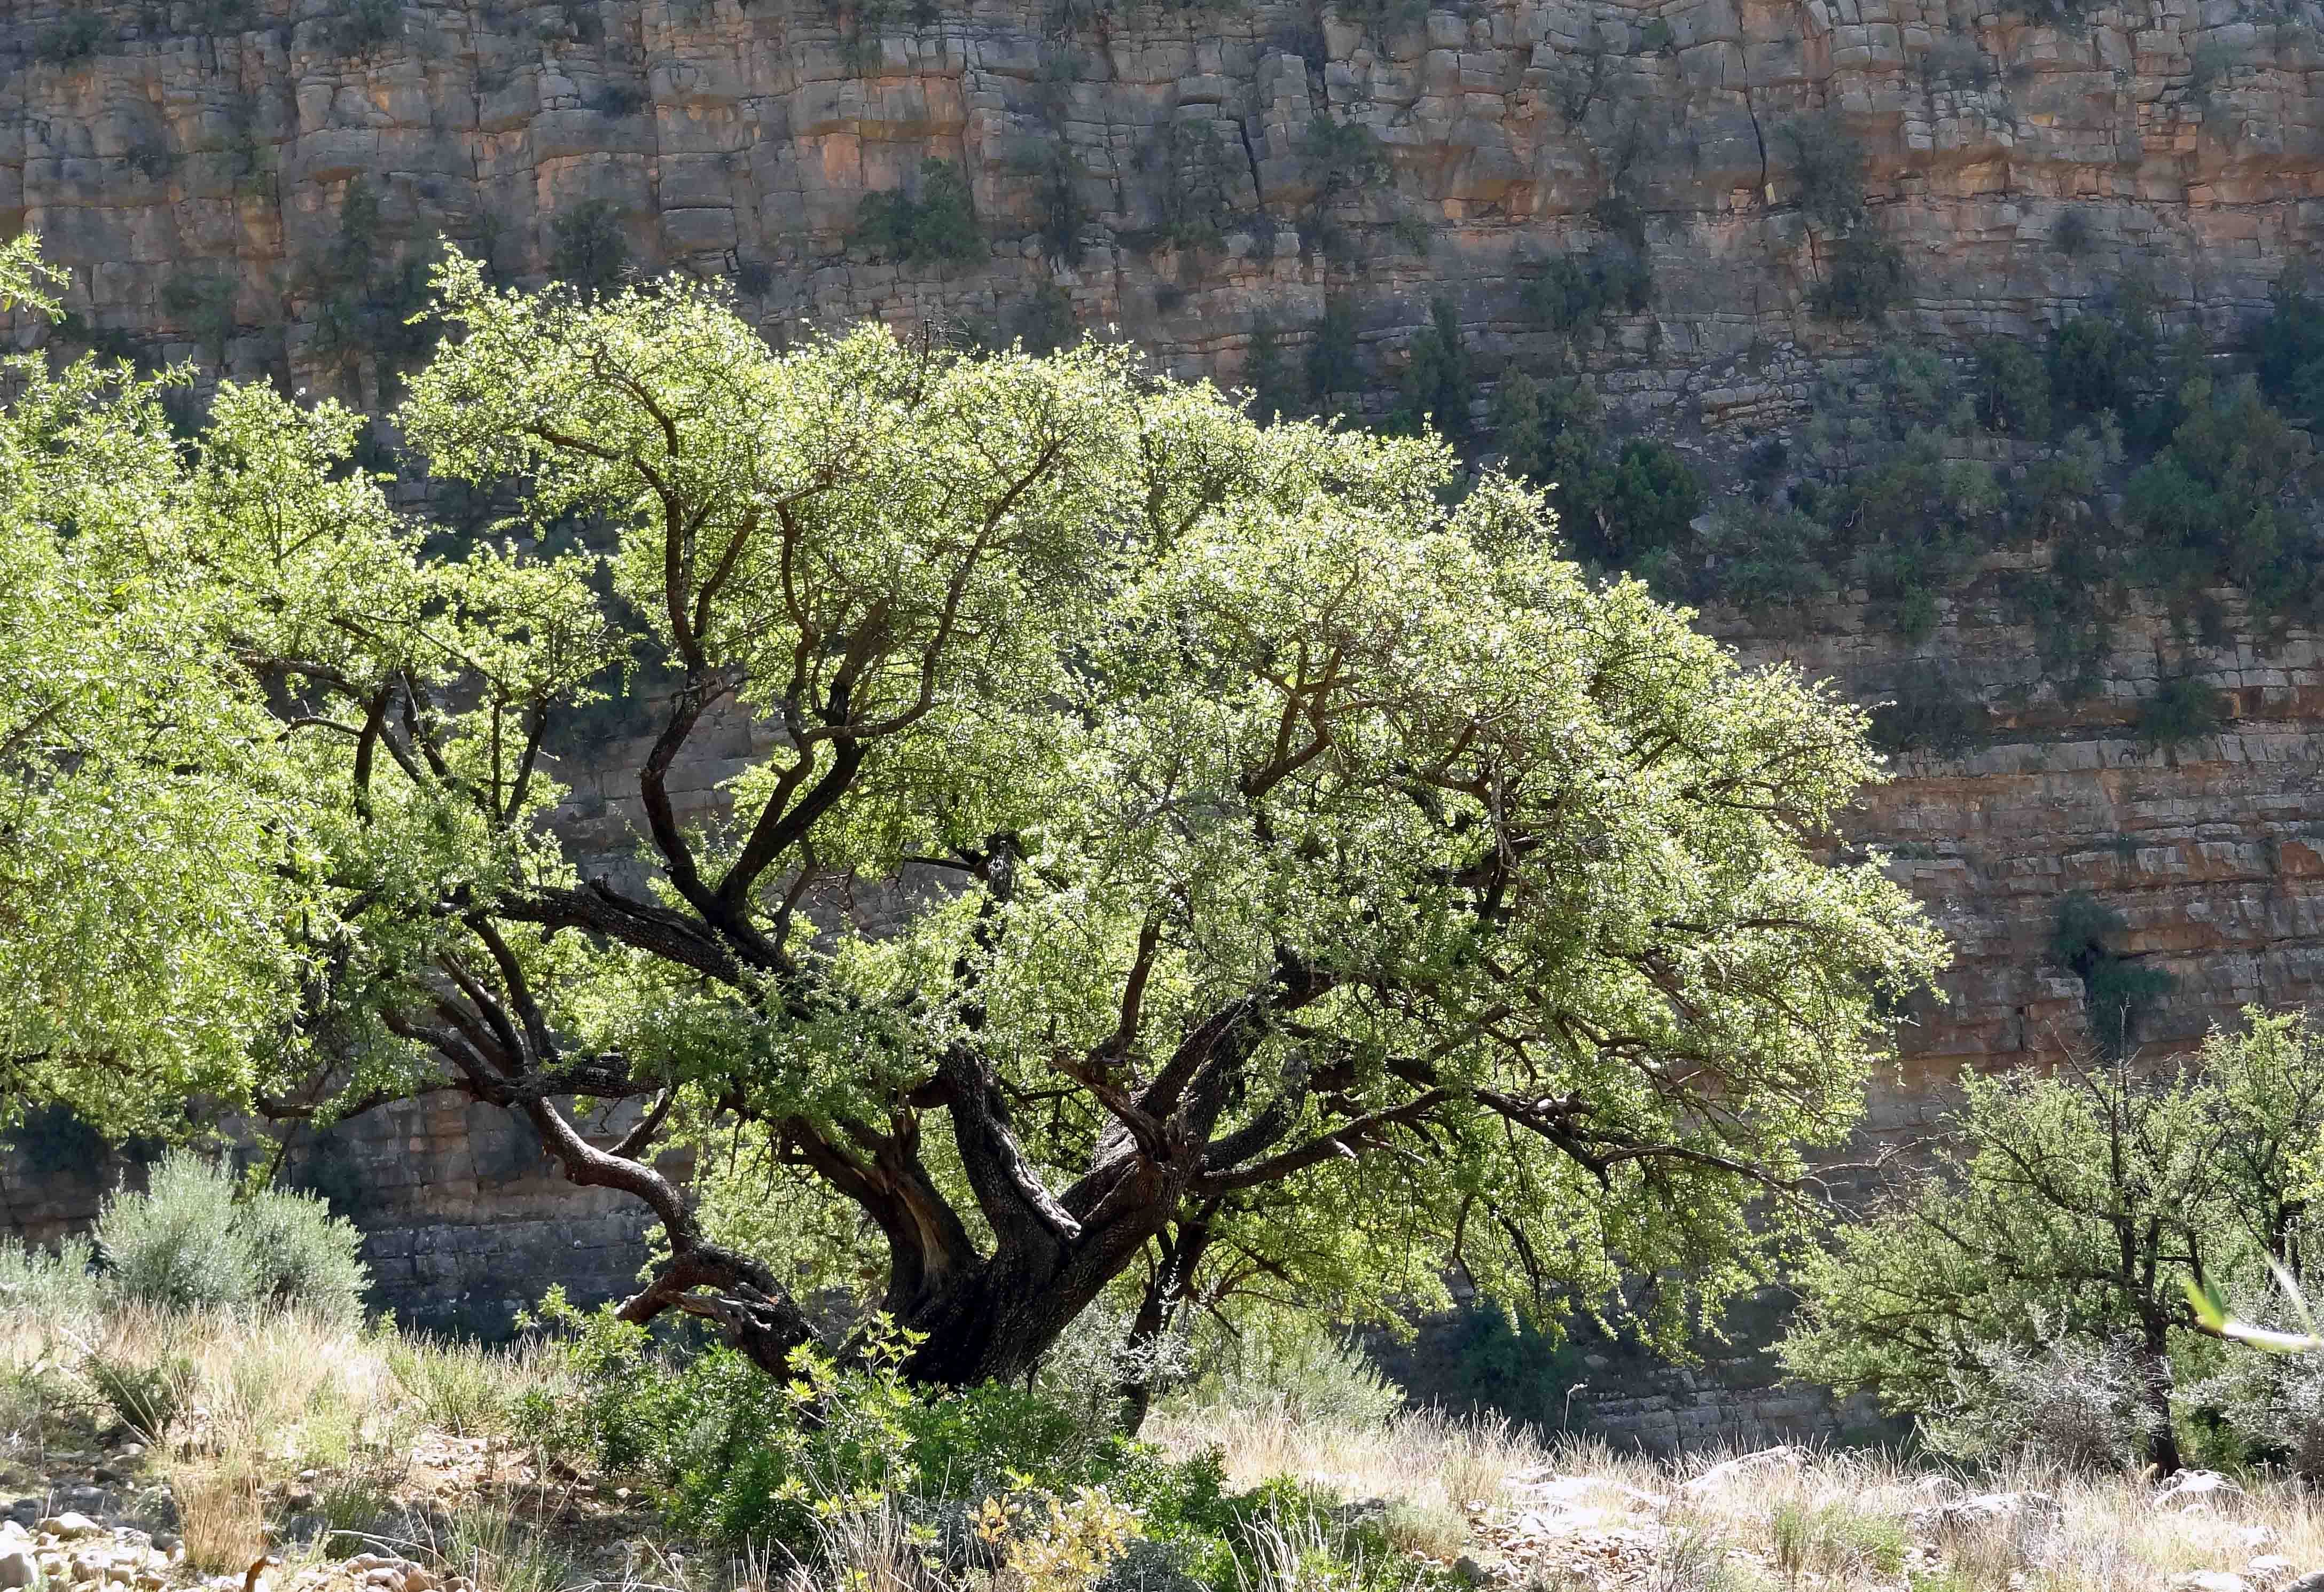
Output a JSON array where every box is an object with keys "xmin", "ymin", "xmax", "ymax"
[
  {"xmin": 2, "ymin": 0, "xmax": 2313, "ymax": 404},
  {"xmin": 7, "ymin": 0, "xmax": 2324, "ymax": 1439}
]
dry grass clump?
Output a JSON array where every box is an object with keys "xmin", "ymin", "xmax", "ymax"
[{"xmin": 1155, "ymin": 1400, "xmax": 1543, "ymax": 1518}]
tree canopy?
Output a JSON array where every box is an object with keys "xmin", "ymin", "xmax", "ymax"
[
  {"xmin": 4, "ymin": 249, "xmax": 1944, "ymax": 1389},
  {"xmin": 1779, "ymin": 1011, "xmax": 2324, "ymax": 1472}
]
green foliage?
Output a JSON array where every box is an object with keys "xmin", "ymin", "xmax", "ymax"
[
  {"xmin": 10, "ymin": 245, "xmax": 1945, "ymax": 1392},
  {"xmin": 1810, "ymin": 234, "xmax": 1907, "ymax": 321},
  {"xmin": 83, "ymin": 1352, "xmax": 197, "ymax": 1442},
  {"xmin": 1639, "ymin": 18, "xmax": 1676, "ymax": 52},
  {"xmin": 2049, "ymin": 889, "xmax": 2174, "ymax": 1055},
  {"xmin": 1010, "ymin": 283, "xmax": 1079, "ymax": 356},
  {"xmin": 332, "ymin": 0, "xmax": 403, "ymax": 54},
  {"xmin": 2050, "ymin": 305, "xmax": 2154, "ymax": 421},
  {"xmin": 35, "ymin": 13, "xmax": 108, "ymax": 64},
  {"xmin": 162, "ymin": 268, "xmax": 238, "ymax": 366},
  {"xmin": 1431, "ymin": 1303, "xmax": 1591, "ymax": 1430},
  {"xmin": 1520, "ymin": 240, "xmax": 1652, "ymax": 333},
  {"xmin": 1492, "ymin": 371, "xmax": 1702, "ymax": 586},
  {"xmin": 0, "ymin": 1235, "xmax": 100, "ymax": 1319},
  {"xmin": 1331, "ymin": 0, "xmax": 1427, "ymax": 46},
  {"xmin": 2120, "ymin": 376, "xmax": 2320, "ymax": 615},
  {"xmin": 1302, "ymin": 296, "xmax": 1364, "ymax": 415},
  {"xmin": 1778, "ymin": 114, "xmax": 1867, "ymax": 230},
  {"xmin": 593, "ymin": 82, "xmax": 650, "ymax": 119},
  {"xmin": 1030, "ymin": 144, "xmax": 1093, "ymax": 264},
  {"xmin": 1244, "ymin": 314, "xmax": 1296, "ymax": 425},
  {"xmin": 2, "ymin": 1101, "xmax": 112, "ymax": 1178},
  {"xmin": 1971, "ymin": 335, "xmax": 2051, "ymax": 440},
  {"xmin": 1169, "ymin": 1317, "xmax": 1404, "ymax": 1431},
  {"xmin": 549, "ymin": 197, "xmax": 633, "ymax": 292},
  {"xmin": 1388, "ymin": 298, "xmax": 1472, "ymax": 440},
  {"xmin": 1782, "ymin": 1011, "xmax": 2324, "ymax": 1469},
  {"xmin": 92, "ymin": 1152, "xmax": 370, "ymax": 1322},
  {"xmin": 1298, "ymin": 115, "xmax": 1391, "ymax": 264},
  {"xmin": 2251, "ymin": 276, "xmax": 2324, "ymax": 425},
  {"xmin": 2052, "ymin": 206, "xmax": 2094, "ymax": 257},
  {"xmin": 2134, "ymin": 675, "xmax": 2224, "ymax": 752},
  {"xmin": 854, "ymin": 159, "xmax": 984, "ymax": 268},
  {"xmin": 1868, "ymin": 672, "xmax": 1987, "ymax": 756},
  {"xmin": 307, "ymin": 176, "xmax": 440, "ymax": 396}
]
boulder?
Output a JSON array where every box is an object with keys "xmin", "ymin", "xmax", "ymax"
[
  {"xmin": 2169, "ymin": 1574, "xmax": 2249, "ymax": 1592},
  {"xmin": 0, "ymin": 1546, "xmax": 36, "ymax": 1591},
  {"xmin": 32, "ymin": 1523, "xmax": 97, "ymax": 1546},
  {"xmin": 1677, "ymin": 1446, "xmax": 1806, "ymax": 1496},
  {"xmin": 2246, "ymin": 1558, "xmax": 2298, "ymax": 1589},
  {"xmin": 1911, "ymin": 1489, "xmax": 2065, "ymax": 1548},
  {"xmin": 2158, "ymin": 1470, "xmax": 2248, "ymax": 1512}
]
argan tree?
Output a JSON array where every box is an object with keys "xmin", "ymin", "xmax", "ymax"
[{"xmin": 7, "ymin": 252, "xmax": 1944, "ymax": 1389}]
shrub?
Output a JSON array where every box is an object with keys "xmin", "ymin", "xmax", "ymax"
[
  {"xmin": 92, "ymin": 1151, "xmax": 370, "ymax": 1321},
  {"xmin": 161, "ymin": 269, "xmax": 238, "ymax": 365},
  {"xmin": 35, "ymin": 13, "xmax": 107, "ymax": 64},
  {"xmin": 1303, "ymin": 297, "xmax": 1363, "ymax": 417},
  {"xmin": 2192, "ymin": 1307, "xmax": 2324, "ymax": 1477},
  {"xmin": 1427, "ymin": 1302, "xmax": 1590, "ymax": 1429},
  {"xmin": 2252, "ymin": 277, "xmax": 2324, "ymax": 422},
  {"xmin": 1011, "ymin": 283, "xmax": 1078, "ymax": 355},
  {"xmin": 1692, "ymin": 503, "xmax": 1836, "ymax": 612},
  {"xmin": 98, "ymin": 1151, "xmax": 254, "ymax": 1312},
  {"xmin": 2052, "ymin": 206, "xmax": 2094, "ymax": 257},
  {"xmin": 1521, "ymin": 239, "xmax": 1652, "ymax": 332},
  {"xmin": 2050, "ymin": 890, "xmax": 2174, "ymax": 1055},
  {"xmin": 1811, "ymin": 233, "xmax": 1906, "ymax": 320},
  {"xmin": 237, "ymin": 1180, "xmax": 372, "ymax": 1321},
  {"xmin": 549, "ymin": 198, "xmax": 633, "ymax": 292},
  {"xmin": 1972, "ymin": 335, "xmax": 2051, "ymax": 439},
  {"xmin": 1331, "ymin": 0, "xmax": 1427, "ymax": 46},
  {"xmin": 1175, "ymin": 1318, "xmax": 1404, "ymax": 1429},
  {"xmin": 1921, "ymin": 1336, "xmax": 2158, "ymax": 1472},
  {"xmin": 1869, "ymin": 672, "xmax": 1987, "ymax": 755},
  {"xmin": 2135, "ymin": 675, "xmax": 2224, "ymax": 751},
  {"xmin": 1245, "ymin": 315, "xmax": 1295, "ymax": 425},
  {"xmin": 1298, "ymin": 115, "xmax": 1390, "ymax": 263},
  {"xmin": 1032, "ymin": 144, "xmax": 1093, "ymax": 263},
  {"xmin": 2050, "ymin": 312, "xmax": 2148, "ymax": 419},
  {"xmin": 0, "ymin": 1234, "xmax": 100, "ymax": 1319},
  {"xmin": 83, "ymin": 1352, "xmax": 197, "ymax": 1442},
  {"xmin": 3, "ymin": 1100, "xmax": 112, "ymax": 1177},
  {"xmin": 1778, "ymin": 113, "xmax": 1866, "ymax": 230},
  {"xmin": 1388, "ymin": 297, "xmax": 1471, "ymax": 440},
  {"xmin": 854, "ymin": 159, "xmax": 984, "ymax": 267}
]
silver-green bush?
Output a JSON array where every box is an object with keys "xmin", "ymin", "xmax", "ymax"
[{"xmin": 93, "ymin": 1151, "xmax": 369, "ymax": 1322}]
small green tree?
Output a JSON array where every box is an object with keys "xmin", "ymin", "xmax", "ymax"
[
  {"xmin": 1303, "ymin": 297, "xmax": 1363, "ymax": 416},
  {"xmin": 1782, "ymin": 1011, "xmax": 2324, "ymax": 1474},
  {"xmin": 1389, "ymin": 297, "xmax": 1472, "ymax": 439},
  {"xmin": 854, "ymin": 159, "xmax": 984, "ymax": 268}
]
